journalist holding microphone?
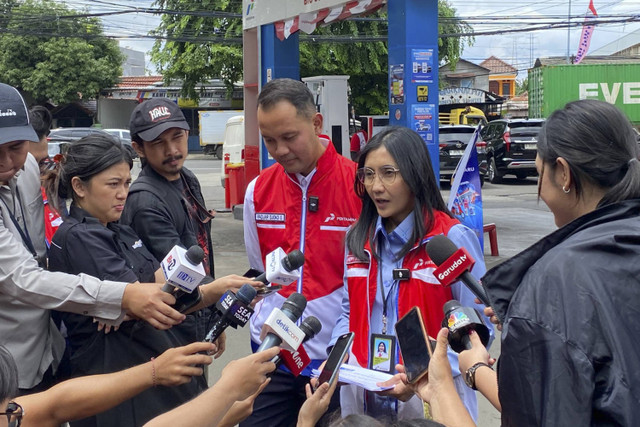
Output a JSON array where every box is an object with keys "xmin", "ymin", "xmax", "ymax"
[
  {"xmin": 0, "ymin": 83, "xmax": 185, "ymax": 397},
  {"xmin": 43, "ymin": 134, "xmax": 259, "ymax": 426},
  {"xmin": 407, "ymin": 99, "xmax": 640, "ymax": 426}
]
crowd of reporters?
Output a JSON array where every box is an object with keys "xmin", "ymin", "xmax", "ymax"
[{"xmin": 0, "ymin": 76, "xmax": 639, "ymax": 427}]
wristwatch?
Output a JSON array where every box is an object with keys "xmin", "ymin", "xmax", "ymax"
[{"xmin": 464, "ymin": 362, "xmax": 492, "ymax": 390}]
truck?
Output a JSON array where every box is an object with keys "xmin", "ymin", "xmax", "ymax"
[
  {"xmin": 438, "ymin": 106, "xmax": 487, "ymax": 126},
  {"xmin": 528, "ymin": 63, "xmax": 640, "ymax": 125},
  {"xmin": 198, "ymin": 110, "xmax": 243, "ymax": 159}
]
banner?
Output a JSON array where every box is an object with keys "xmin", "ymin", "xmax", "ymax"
[
  {"xmin": 574, "ymin": 0, "xmax": 598, "ymax": 65},
  {"xmin": 447, "ymin": 127, "xmax": 484, "ymax": 249}
]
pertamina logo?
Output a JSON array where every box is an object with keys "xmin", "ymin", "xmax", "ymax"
[
  {"xmin": 148, "ymin": 106, "xmax": 171, "ymax": 122},
  {"xmin": 324, "ymin": 212, "xmax": 357, "ymax": 223}
]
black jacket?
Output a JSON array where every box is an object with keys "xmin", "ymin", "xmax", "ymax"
[
  {"xmin": 120, "ymin": 165, "xmax": 214, "ymax": 276},
  {"xmin": 483, "ymin": 199, "xmax": 640, "ymax": 426}
]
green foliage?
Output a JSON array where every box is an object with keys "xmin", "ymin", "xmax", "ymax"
[
  {"xmin": 0, "ymin": 0, "xmax": 124, "ymax": 104},
  {"xmin": 151, "ymin": 0, "xmax": 243, "ymax": 100},
  {"xmin": 151, "ymin": 0, "xmax": 474, "ymax": 114},
  {"xmin": 516, "ymin": 77, "xmax": 528, "ymax": 95}
]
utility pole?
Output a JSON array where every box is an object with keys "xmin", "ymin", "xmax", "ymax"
[{"xmin": 566, "ymin": 0, "xmax": 572, "ymax": 63}]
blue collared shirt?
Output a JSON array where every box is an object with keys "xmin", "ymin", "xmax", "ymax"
[{"xmin": 331, "ymin": 212, "xmax": 493, "ymax": 420}]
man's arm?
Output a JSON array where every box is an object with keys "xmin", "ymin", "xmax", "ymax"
[{"xmin": 15, "ymin": 342, "xmax": 216, "ymax": 427}]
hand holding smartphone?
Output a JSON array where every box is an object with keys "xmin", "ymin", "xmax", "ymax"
[
  {"xmin": 315, "ymin": 332, "xmax": 354, "ymax": 390},
  {"xmin": 395, "ymin": 306, "xmax": 433, "ymax": 384}
]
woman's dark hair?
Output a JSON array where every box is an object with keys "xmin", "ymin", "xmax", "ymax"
[
  {"xmin": 43, "ymin": 133, "xmax": 132, "ymax": 214},
  {"xmin": 0, "ymin": 346, "xmax": 18, "ymax": 402},
  {"xmin": 330, "ymin": 414, "xmax": 385, "ymax": 427},
  {"xmin": 346, "ymin": 126, "xmax": 452, "ymax": 261},
  {"xmin": 538, "ymin": 99, "xmax": 640, "ymax": 207}
]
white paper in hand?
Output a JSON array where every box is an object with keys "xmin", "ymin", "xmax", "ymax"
[{"xmin": 312, "ymin": 365, "xmax": 395, "ymax": 392}]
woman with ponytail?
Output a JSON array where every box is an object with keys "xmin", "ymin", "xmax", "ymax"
[{"xmin": 420, "ymin": 100, "xmax": 640, "ymax": 426}]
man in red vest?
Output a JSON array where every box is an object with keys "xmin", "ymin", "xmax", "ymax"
[{"xmin": 242, "ymin": 79, "xmax": 361, "ymax": 426}]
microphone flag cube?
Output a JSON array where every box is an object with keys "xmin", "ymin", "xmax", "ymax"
[
  {"xmin": 432, "ymin": 247, "xmax": 475, "ymax": 287},
  {"xmin": 161, "ymin": 246, "xmax": 206, "ymax": 293},
  {"xmin": 260, "ymin": 308, "xmax": 305, "ymax": 351},
  {"xmin": 265, "ymin": 247, "xmax": 301, "ymax": 286}
]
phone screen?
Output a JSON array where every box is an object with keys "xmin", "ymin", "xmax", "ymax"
[
  {"xmin": 395, "ymin": 307, "xmax": 432, "ymax": 383},
  {"xmin": 317, "ymin": 332, "xmax": 354, "ymax": 387}
]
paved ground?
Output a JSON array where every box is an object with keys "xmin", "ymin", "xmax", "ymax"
[{"xmin": 175, "ymin": 155, "xmax": 558, "ymax": 426}]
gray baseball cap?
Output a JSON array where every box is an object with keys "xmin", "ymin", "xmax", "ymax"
[{"xmin": 0, "ymin": 83, "xmax": 38, "ymax": 145}]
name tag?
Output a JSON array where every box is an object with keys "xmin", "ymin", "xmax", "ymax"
[{"xmin": 255, "ymin": 213, "xmax": 285, "ymax": 222}]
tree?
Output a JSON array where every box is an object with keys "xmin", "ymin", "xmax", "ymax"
[
  {"xmin": 0, "ymin": 0, "xmax": 124, "ymax": 104},
  {"xmin": 150, "ymin": 0, "xmax": 243, "ymax": 101},
  {"xmin": 151, "ymin": 0, "xmax": 474, "ymax": 113},
  {"xmin": 516, "ymin": 77, "xmax": 528, "ymax": 95}
]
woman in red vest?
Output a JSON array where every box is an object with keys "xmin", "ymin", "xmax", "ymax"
[{"xmin": 329, "ymin": 126, "xmax": 492, "ymax": 422}]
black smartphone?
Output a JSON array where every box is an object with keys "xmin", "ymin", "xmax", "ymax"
[
  {"xmin": 317, "ymin": 332, "xmax": 354, "ymax": 388},
  {"xmin": 395, "ymin": 306, "xmax": 432, "ymax": 383}
]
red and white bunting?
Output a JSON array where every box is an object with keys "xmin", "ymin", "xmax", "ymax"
[{"xmin": 274, "ymin": 0, "xmax": 385, "ymax": 40}]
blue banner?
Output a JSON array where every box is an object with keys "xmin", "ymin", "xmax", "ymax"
[{"xmin": 447, "ymin": 127, "xmax": 484, "ymax": 249}]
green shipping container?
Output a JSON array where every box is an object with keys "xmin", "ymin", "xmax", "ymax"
[{"xmin": 528, "ymin": 63, "xmax": 640, "ymax": 124}]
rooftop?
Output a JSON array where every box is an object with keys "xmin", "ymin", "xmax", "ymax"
[{"xmin": 479, "ymin": 56, "xmax": 517, "ymax": 74}]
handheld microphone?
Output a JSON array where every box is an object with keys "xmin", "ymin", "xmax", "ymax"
[
  {"xmin": 425, "ymin": 235, "xmax": 490, "ymax": 306},
  {"xmin": 161, "ymin": 245, "xmax": 206, "ymax": 293},
  {"xmin": 257, "ymin": 293, "xmax": 307, "ymax": 352},
  {"xmin": 204, "ymin": 284, "xmax": 257, "ymax": 343},
  {"xmin": 255, "ymin": 248, "xmax": 305, "ymax": 286},
  {"xmin": 270, "ymin": 316, "xmax": 322, "ymax": 376},
  {"xmin": 442, "ymin": 300, "xmax": 490, "ymax": 353}
]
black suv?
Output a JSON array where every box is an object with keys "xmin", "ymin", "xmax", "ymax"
[
  {"xmin": 481, "ymin": 118, "xmax": 545, "ymax": 183},
  {"xmin": 438, "ymin": 125, "xmax": 486, "ymax": 185}
]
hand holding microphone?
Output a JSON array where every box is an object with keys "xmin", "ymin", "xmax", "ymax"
[
  {"xmin": 205, "ymin": 284, "xmax": 258, "ymax": 344},
  {"xmin": 257, "ymin": 292, "xmax": 307, "ymax": 352},
  {"xmin": 271, "ymin": 316, "xmax": 322, "ymax": 377},
  {"xmin": 442, "ymin": 300, "xmax": 490, "ymax": 353},
  {"xmin": 426, "ymin": 235, "xmax": 490, "ymax": 306},
  {"xmin": 160, "ymin": 245, "xmax": 207, "ymax": 313}
]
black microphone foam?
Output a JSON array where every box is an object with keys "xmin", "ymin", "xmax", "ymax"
[
  {"xmin": 237, "ymin": 283, "xmax": 258, "ymax": 304},
  {"xmin": 442, "ymin": 299, "xmax": 490, "ymax": 353},
  {"xmin": 282, "ymin": 292, "xmax": 307, "ymax": 320},
  {"xmin": 426, "ymin": 235, "xmax": 459, "ymax": 265},
  {"xmin": 299, "ymin": 316, "xmax": 322, "ymax": 340},
  {"xmin": 185, "ymin": 245, "xmax": 205, "ymax": 265},
  {"xmin": 282, "ymin": 250, "xmax": 305, "ymax": 271}
]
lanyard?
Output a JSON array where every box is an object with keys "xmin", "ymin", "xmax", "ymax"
[
  {"xmin": 0, "ymin": 186, "xmax": 37, "ymax": 258},
  {"xmin": 379, "ymin": 262, "xmax": 398, "ymax": 335}
]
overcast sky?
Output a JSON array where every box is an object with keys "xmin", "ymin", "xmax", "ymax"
[{"xmin": 63, "ymin": 0, "xmax": 640, "ymax": 79}]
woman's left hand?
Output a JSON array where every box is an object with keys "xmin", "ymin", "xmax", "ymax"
[
  {"xmin": 375, "ymin": 370, "xmax": 415, "ymax": 402},
  {"xmin": 200, "ymin": 275, "xmax": 264, "ymax": 306}
]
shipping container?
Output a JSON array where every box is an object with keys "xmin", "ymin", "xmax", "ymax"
[{"xmin": 528, "ymin": 63, "xmax": 640, "ymax": 124}]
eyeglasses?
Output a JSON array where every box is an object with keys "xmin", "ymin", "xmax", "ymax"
[
  {"xmin": 356, "ymin": 166, "xmax": 401, "ymax": 186},
  {"xmin": 0, "ymin": 401, "xmax": 23, "ymax": 427}
]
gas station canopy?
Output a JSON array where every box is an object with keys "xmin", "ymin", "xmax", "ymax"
[{"xmin": 243, "ymin": 0, "xmax": 386, "ymax": 40}]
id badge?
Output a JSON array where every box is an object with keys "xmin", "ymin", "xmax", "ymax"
[{"xmin": 369, "ymin": 333, "xmax": 396, "ymax": 374}]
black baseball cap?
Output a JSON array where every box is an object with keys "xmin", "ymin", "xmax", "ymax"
[
  {"xmin": 0, "ymin": 83, "xmax": 38, "ymax": 145},
  {"xmin": 129, "ymin": 98, "xmax": 190, "ymax": 142}
]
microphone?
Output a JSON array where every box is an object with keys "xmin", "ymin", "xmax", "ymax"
[
  {"xmin": 425, "ymin": 235, "xmax": 490, "ymax": 306},
  {"xmin": 161, "ymin": 245, "xmax": 206, "ymax": 293},
  {"xmin": 255, "ymin": 248, "xmax": 305, "ymax": 286},
  {"xmin": 257, "ymin": 293, "xmax": 307, "ymax": 352},
  {"xmin": 442, "ymin": 300, "xmax": 490, "ymax": 353},
  {"xmin": 270, "ymin": 316, "xmax": 322, "ymax": 376},
  {"xmin": 204, "ymin": 284, "xmax": 257, "ymax": 343}
]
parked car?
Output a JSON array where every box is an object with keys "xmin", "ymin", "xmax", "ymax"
[
  {"xmin": 48, "ymin": 127, "xmax": 137, "ymax": 159},
  {"xmin": 439, "ymin": 124, "xmax": 486, "ymax": 186},
  {"xmin": 481, "ymin": 118, "xmax": 545, "ymax": 183}
]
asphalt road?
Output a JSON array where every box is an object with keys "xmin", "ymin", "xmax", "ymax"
[{"xmin": 169, "ymin": 155, "xmax": 558, "ymax": 426}]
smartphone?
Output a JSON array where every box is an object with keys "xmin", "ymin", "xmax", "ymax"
[
  {"xmin": 317, "ymin": 332, "xmax": 354, "ymax": 388},
  {"xmin": 395, "ymin": 306, "xmax": 432, "ymax": 383}
]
